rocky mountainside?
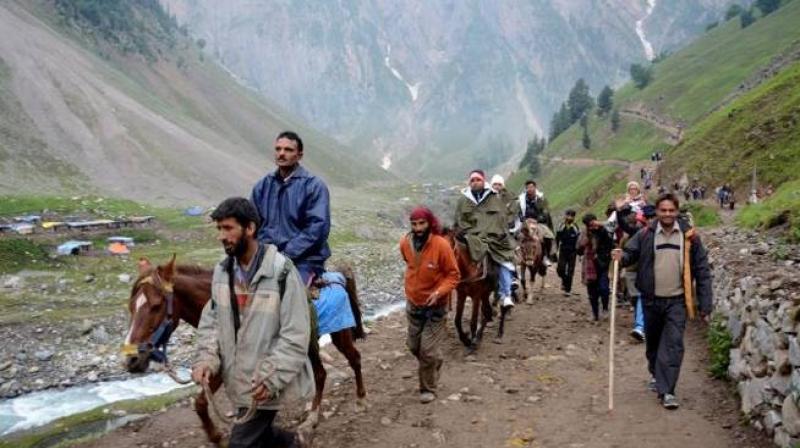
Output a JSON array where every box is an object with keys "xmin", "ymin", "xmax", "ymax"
[
  {"xmin": 0, "ymin": 1, "xmax": 389, "ymax": 204},
  {"xmin": 164, "ymin": 0, "xmax": 734, "ymax": 177}
]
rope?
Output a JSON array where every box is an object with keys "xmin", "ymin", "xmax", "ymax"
[{"xmin": 201, "ymin": 382, "xmax": 259, "ymax": 426}]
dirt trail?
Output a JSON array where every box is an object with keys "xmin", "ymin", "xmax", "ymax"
[
  {"xmin": 619, "ymin": 104, "xmax": 683, "ymax": 144},
  {"xmin": 85, "ymin": 266, "xmax": 768, "ymax": 448}
]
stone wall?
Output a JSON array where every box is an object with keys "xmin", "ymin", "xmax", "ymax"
[{"xmin": 708, "ymin": 228, "xmax": 800, "ymax": 447}]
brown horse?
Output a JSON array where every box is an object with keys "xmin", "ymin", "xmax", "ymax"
[
  {"xmin": 121, "ymin": 255, "xmax": 366, "ymax": 443},
  {"xmin": 515, "ymin": 219, "xmax": 545, "ymax": 304},
  {"xmin": 442, "ymin": 228, "xmax": 511, "ymax": 351}
]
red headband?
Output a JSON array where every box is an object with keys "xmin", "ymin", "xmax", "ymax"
[{"xmin": 409, "ymin": 206, "xmax": 442, "ymax": 235}]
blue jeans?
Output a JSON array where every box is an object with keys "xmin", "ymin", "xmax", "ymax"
[
  {"xmin": 496, "ymin": 264, "xmax": 513, "ymax": 298},
  {"xmin": 634, "ymin": 295, "xmax": 645, "ymax": 332}
]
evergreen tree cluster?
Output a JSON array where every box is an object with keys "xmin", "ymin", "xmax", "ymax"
[
  {"xmin": 630, "ymin": 63, "xmax": 653, "ymax": 89},
  {"xmin": 549, "ymin": 79, "xmax": 604, "ymax": 141},
  {"xmin": 519, "ymin": 136, "xmax": 547, "ymax": 176},
  {"xmin": 54, "ymin": 0, "xmax": 182, "ymax": 62}
]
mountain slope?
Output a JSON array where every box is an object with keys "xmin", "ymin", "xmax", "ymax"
[
  {"xmin": 164, "ymin": 0, "xmax": 734, "ymax": 178},
  {"xmin": 538, "ymin": 1, "xmax": 800, "ymax": 215},
  {"xmin": 0, "ymin": 1, "xmax": 389, "ymax": 204}
]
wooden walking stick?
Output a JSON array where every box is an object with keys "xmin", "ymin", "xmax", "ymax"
[{"xmin": 608, "ymin": 258, "xmax": 620, "ymax": 412}]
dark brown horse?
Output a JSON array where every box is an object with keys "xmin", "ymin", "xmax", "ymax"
[
  {"xmin": 442, "ymin": 228, "xmax": 511, "ymax": 351},
  {"xmin": 121, "ymin": 255, "xmax": 366, "ymax": 443},
  {"xmin": 515, "ymin": 218, "xmax": 545, "ymax": 304}
]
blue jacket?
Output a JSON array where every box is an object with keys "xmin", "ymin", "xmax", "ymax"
[{"xmin": 250, "ymin": 165, "xmax": 331, "ymax": 267}]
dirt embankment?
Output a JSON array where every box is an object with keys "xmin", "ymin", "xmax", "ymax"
[{"xmin": 86, "ymin": 257, "xmax": 771, "ymax": 448}]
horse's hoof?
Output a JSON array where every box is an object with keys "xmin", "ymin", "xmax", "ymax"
[
  {"xmin": 492, "ymin": 337, "xmax": 503, "ymax": 344},
  {"xmin": 355, "ymin": 398, "xmax": 368, "ymax": 413},
  {"xmin": 525, "ymin": 297, "xmax": 535, "ymax": 305}
]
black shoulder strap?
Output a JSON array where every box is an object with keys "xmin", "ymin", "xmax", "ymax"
[
  {"xmin": 226, "ymin": 256, "xmax": 241, "ymax": 343},
  {"xmin": 278, "ymin": 257, "xmax": 293, "ymax": 300}
]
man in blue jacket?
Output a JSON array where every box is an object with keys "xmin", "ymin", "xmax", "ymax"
[{"xmin": 251, "ymin": 131, "xmax": 331, "ymax": 285}]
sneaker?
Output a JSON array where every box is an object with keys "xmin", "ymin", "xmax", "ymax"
[
  {"xmin": 544, "ymin": 258, "xmax": 552, "ymax": 267},
  {"xmin": 420, "ymin": 392, "xmax": 436, "ymax": 404},
  {"xmin": 502, "ymin": 295, "xmax": 515, "ymax": 309},
  {"xmin": 661, "ymin": 394, "xmax": 679, "ymax": 410},
  {"xmin": 630, "ymin": 328, "xmax": 645, "ymax": 342},
  {"xmin": 647, "ymin": 377, "xmax": 657, "ymax": 393}
]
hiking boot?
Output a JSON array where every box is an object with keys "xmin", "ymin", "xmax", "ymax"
[
  {"xmin": 661, "ymin": 394, "xmax": 679, "ymax": 410},
  {"xmin": 630, "ymin": 328, "xmax": 645, "ymax": 342},
  {"xmin": 502, "ymin": 295, "xmax": 515, "ymax": 309},
  {"xmin": 420, "ymin": 392, "xmax": 436, "ymax": 404},
  {"xmin": 647, "ymin": 377, "xmax": 657, "ymax": 392}
]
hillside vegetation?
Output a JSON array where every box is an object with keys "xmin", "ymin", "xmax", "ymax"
[{"xmin": 535, "ymin": 0, "xmax": 800, "ymax": 232}]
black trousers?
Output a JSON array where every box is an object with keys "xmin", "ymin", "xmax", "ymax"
[
  {"xmin": 556, "ymin": 251, "xmax": 577, "ymax": 292},
  {"xmin": 229, "ymin": 409, "xmax": 297, "ymax": 448},
  {"xmin": 644, "ymin": 297, "xmax": 687, "ymax": 396}
]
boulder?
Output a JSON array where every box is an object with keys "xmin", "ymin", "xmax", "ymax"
[
  {"xmin": 790, "ymin": 337, "xmax": 800, "ymax": 367},
  {"xmin": 764, "ymin": 409, "xmax": 783, "ymax": 437},
  {"xmin": 728, "ymin": 349, "xmax": 750, "ymax": 381},
  {"xmin": 771, "ymin": 371, "xmax": 792, "ymax": 396},
  {"xmin": 739, "ymin": 377, "xmax": 771, "ymax": 416},
  {"xmin": 728, "ymin": 314, "xmax": 743, "ymax": 345},
  {"xmin": 783, "ymin": 394, "xmax": 800, "ymax": 436}
]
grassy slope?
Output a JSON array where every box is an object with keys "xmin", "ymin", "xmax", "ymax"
[
  {"xmin": 616, "ymin": 1, "xmax": 800, "ymax": 124},
  {"xmin": 541, "ymin": 1, "xmax": 800, "ymax": 221},
  {"xmin": 545, "ymin": 113, "xmax": 670, "ymax": 161},
  {"xmin": 738, "ymin": 180, "xmax": 800, "ymax": 241},
  {"xmin": 661, "ymin": 60, "xmax": 800, "ymax": 191}
]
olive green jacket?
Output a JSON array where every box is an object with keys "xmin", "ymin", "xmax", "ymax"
[{"xmin": 454, "ymin": 188, "xmax": 516, "ymax": 265}]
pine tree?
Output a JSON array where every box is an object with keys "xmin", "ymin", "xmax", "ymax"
[
  {"xmin": 567, "ymin": 79, "xmax": 594, "ymax": 123},
  {"xmin": 740, "ymin": 9, "xmax": 756, "ymax": 28},
  {"xmin": 756, "ymin": 0, "xmax": 781, "ymax": 15},
  {"xmin": 725, "ymin": 4, "xmax": 743, "ymax": 20},
  {"xmin": 582, "ymin": 126, "xmax": 591, "ymax": 150},
  {"xmin": 597, "ymin": 85, "xmax": 614, "ymax": 116},
  {"xmin": 630, "ymin": 64, "xmax": 653, "ymax": 89},
  {"xmin": 611, "ymin": 109, "xmax": 620, "ymax": 132}
]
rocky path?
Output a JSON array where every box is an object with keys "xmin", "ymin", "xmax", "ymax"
[{"xmin": 84, "ymin": 267, "xmax": 769, "ymax": 448}]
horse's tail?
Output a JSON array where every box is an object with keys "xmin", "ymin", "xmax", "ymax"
[{"xmin": 332, "ymin": 261, "xmax": 366, "ymax": 340}]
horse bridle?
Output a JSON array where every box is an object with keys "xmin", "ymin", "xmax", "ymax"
[{"xmin": 120, "ymin": 273, "xmax": 177, "ymax": 364}]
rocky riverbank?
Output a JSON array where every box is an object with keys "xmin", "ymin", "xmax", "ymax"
[
  {"xmin": 0, "ymin": 239, "xmax": 404, "ymax": 402},
  {"xmin": 707, "ymin": 226, "xmax": 800, "ymax": 447}
]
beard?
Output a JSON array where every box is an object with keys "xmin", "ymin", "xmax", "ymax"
[{"xmin": 223, "ymin": 237, "xmax": 248, "ymax": 258}]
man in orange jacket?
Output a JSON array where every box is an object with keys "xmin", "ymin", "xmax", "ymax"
[{"xmin": 399, "ymin": 207, "xmax": 460, "ymax": 403}]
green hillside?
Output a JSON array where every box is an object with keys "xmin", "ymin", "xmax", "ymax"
[{"xmin": 536, "ymin": 0, "xmax": 800, "ymax": 230}]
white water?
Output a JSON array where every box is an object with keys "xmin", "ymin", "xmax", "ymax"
[
  {"xmin": 384, "ymin": 44, "xmax": 420, "ymax": 102},
  {"xmin": 0, "ymin": 369, "xmax": 191, "ymax": 436},
  {"xmin": 635, "ymin": 0, "xmax": 657, "ymax": 61},
  {"xmin": 0, "ymin": 301, "xmax": 405, "ymax": 438},
  {"xmin": 381, "ymin": 153, "xmax": 392, "ymax": 170}
]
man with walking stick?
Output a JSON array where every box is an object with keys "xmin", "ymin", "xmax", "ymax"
[{"xmin": 611, "ymin": 193, "xmax": 712, "ymax": 410}]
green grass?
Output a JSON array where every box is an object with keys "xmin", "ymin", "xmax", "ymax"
[
  {"xmin": 616, "ymin": 1, "xmax": 800, "ymax": 124},
  {"xmin": 685, "ymin": 202, "xmax": 722, "ymax": 227},
  {"xmin": 708, "ymin": 315, "xmax": 733, "ymax": 380},
  {"xmin": 661, "ymin": 60, "xmax": 800, "ymax": 194},
  {"xmin": 546, "ymin": 114, "xmax": 670, "ymax": 162},
  {"xmin": 738, "ymin": 179, "xmax": 800, "ymax": 241},
  {"xmin": 0, "ymin": 239, "xmax": 52, "ymax": 272}
]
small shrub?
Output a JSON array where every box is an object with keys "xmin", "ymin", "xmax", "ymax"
[{"xmin": 708, "ymin": 316, "xmax": 733, "ymax": 380}]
